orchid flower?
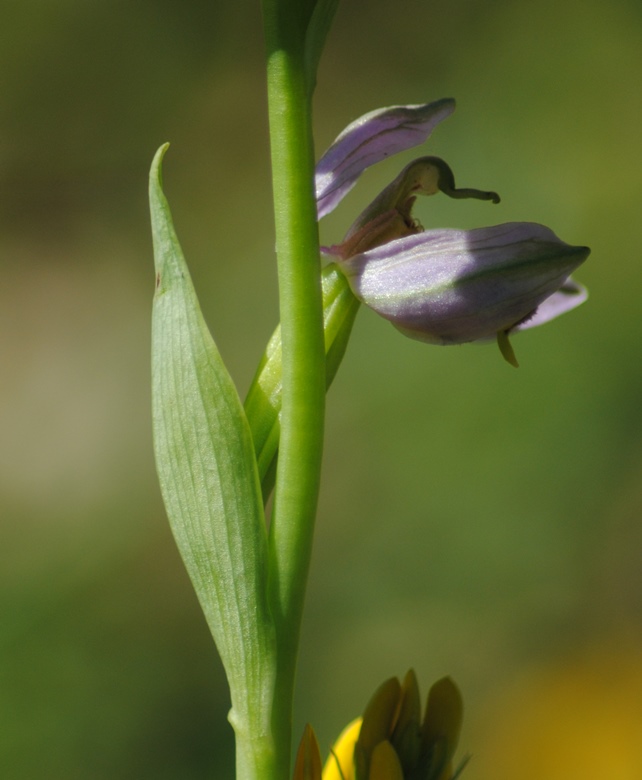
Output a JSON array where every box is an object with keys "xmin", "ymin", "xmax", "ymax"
[
  {"xmin": 246, "ymin": 100, "xmax": 590, "ymax": 496},
  {"xmin": 315, "ymin": 100, "xmax": 589, "ymax": 366}
]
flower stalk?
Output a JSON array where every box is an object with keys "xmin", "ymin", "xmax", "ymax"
[{"xmin": 261, "ymin": 3, "xmax": 327, "ymax": 777}]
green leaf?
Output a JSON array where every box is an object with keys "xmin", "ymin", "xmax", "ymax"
[{"xmin": 149, "ymin": 145, "xmax": 276, "ymax": 755}]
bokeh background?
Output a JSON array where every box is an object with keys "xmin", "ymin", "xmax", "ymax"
[{"xmin": 2, "ymin": 0, "xmax": 642, "ymax": 777}]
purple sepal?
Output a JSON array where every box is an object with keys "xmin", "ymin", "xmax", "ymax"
[
  {"xmin": 336, "ymin": 223, "xmax": 590, "ymax": 344},
  {"xmin": 315, "ymin": 99, "xmax": 456, "ymax": 220},
  {"xmin": 514, "ymin": 278, "xmax": 588, "ymax": 331}
]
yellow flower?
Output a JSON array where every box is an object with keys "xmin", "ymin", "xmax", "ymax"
[{"xmin": 294, "ymin": 671, "xmax": 466, "ymax": 780}]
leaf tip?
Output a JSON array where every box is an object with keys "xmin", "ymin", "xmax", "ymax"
[{"xmin": 150, "ymin": 142, "xmax": 171, "ymax": 191}]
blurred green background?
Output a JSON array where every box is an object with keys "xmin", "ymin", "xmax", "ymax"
[{"xmin": 2, "ymin": 0, "xmax": 642, "ymax": 777}]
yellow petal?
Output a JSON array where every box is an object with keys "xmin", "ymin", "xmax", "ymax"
[
  {"xmin": 391, "ymin": 670, "xmax": 421, "ymax": 772},
  {"xmin": 358, "ymin": 677, "xmax": 402, "ymax": 754},
  {"xmin": 369, "ymin": 741, "xmax": 404, "ymax": 780},
  {"xmin": 294, "ymin": 724, "xmax": 323, "ymax": 780},
  {"xmin": 357, "ymin": 677, "xmax": 402, "ymax": 779},
  {"xmin": 395, "ymin": 670, "xmax": 421, "ymax": 736},
  {"xmin": 322, "ymin": 717, "xmax": 362, "ymax": 780},
  {"xmin": 420, "ymin": 677, "xmax": 463, "ymax": 777}
]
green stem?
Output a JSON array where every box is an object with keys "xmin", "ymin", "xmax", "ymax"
[{"xmin": 260, "ymin": 7, "xmax": 326, "ymax": 779}]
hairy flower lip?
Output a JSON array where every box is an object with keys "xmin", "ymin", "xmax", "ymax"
[
  {"xmin": 328, "ymin": 223, "xmax": 590, "ymax": 345},
  {"xmin": 343, "ymin": 156, "xmax": 500, "ymax": 251},
  {"xmin": 315, "ymin": 99, "xmax": 456, "ymax": 220}
]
